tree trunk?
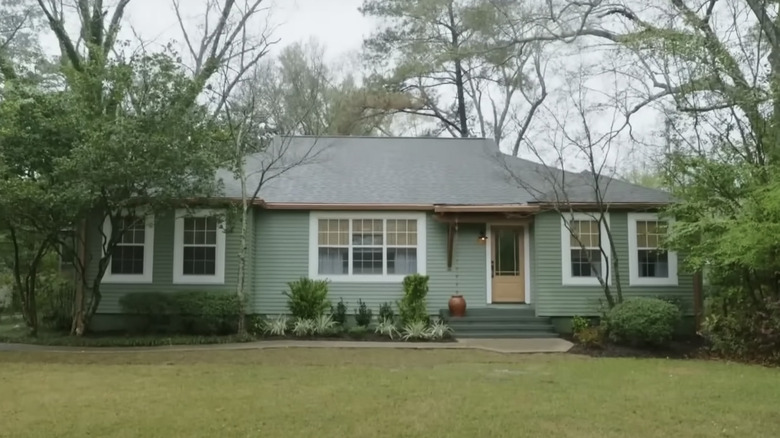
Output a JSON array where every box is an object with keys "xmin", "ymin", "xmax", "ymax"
[
  {"xmin": 447, "ymin": 2, "xmax": 468, "ymax": 137},
  {"xmin": 236, "ymin": 173, "xmax": 249, "ymax": 335}
]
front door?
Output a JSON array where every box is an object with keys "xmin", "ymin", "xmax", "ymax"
[{"xmin": 491, "ymin": 227, "xmax": 525, "ymax": 303}]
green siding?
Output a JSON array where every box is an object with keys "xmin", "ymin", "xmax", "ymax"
[
  {"xmin": 91, "ymin": 210, "xmax": 241, "ymax": 314},
  {"xmin": 252, "ymin": 211, "xmax": 487, "ymax": 315},
  {"xmin": 532, "ymin": 211, "xmax": 694, "ymax": 316}
]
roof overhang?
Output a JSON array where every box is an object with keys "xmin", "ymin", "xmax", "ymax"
[
  {"xmin": 433, "ymin": 204, "xmax": 540, "ymax": 213},
  {"xmin": 260, "ymin": 202, "xmax": 433, "ymax": 211},
  {"xmin": 534, "ymin": 202, "xmax": 671, "ymax": 210}
]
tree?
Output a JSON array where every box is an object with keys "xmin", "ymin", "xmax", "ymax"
[
  {"xmin": 249, "ymin": 40, "xmax": 390, "ymax": 135},
  {"xmin": 361, "ymin": 0, "xmax": 547, "ymax": 149},
  {"xmin": 221, "ymin": 65, "xmax": 321, "ymax": 334},
  {"xmin": 501, "ymin": 66, "xmax": 629, "ymax": 309}
]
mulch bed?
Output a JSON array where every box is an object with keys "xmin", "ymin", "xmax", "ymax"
[
  {"xmin": 257, "ymin": 334, "xmax": 457, "ymax": 343},
  {"xmin": 567, "ymin": 337, "xmax": 708, "ymax": 360}
]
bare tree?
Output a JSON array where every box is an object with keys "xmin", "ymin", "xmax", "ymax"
[
  {"xmin": 502, "ymin": 66, "xmax": 631, "ymax": 308},
  {"xmin": 220, "ymin": 65, "xmax": 323, "ymax": 334}
]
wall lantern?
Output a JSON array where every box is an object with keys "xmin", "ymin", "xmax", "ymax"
[{"xmin": 477, "ymin": 229, "xmax": 488, "ymax": 243}]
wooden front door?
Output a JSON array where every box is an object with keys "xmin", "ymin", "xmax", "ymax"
[{"xmin": 491, "ymin": 227, "xmax": 525, "ymax": 303}]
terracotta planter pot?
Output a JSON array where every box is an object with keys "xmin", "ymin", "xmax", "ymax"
[{"xmin": 448, "ymin": 294, "xmax": 467, "ymax": 317}]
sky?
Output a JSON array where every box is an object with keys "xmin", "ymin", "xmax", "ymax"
[
  {"xmin": 124, "ymin": 0, "xmax": 372, "ymax": 61},
  {"xmin": 34, "ymin": 0, "xmax": 660, "ymax": 173}
]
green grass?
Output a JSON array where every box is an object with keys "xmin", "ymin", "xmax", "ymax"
[{"xmin": 0, "ymin": 350, "xmax": 778, "ymax": 438}]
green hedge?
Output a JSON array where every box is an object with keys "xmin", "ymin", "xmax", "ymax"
[{"xmin": 119, "ymin": 291, "xmax": 240, "ymax": 335}]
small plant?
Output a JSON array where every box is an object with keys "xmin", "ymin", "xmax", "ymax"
[
  {"xmin": 399, "ymin": 274, "xmax": 429, "ymax": 325},
  {"xmin": 284, "ymin": 278, "xmax": 331, "ymax": 320},
  {"xmin": 332, "ymin": 298, "xmax": 348, "ymax": 325},
  {"xmin": 426, "ymin": 318, "xmax": 453, "ymax": 340},
  {"xmin": 347, "ymin": 326, "xmax": 369, "ymax": 339},
  {"xmin": 574, "ymin": 326, "xmax": 604, "ymax": 349},
  {"xmin": 375, "ymin": 318, "xmax": 399, "ymax": 339},
  {"xmin": 378, "ymin": 302, "xmax": 396, "ymax": 322},
  {"xmin": 354, "ymin": 299, "xmax": 373, "ymax": 327},
  {"xmin": 571, "ymin": 315, "xmax": 590, "ymax": 336},
  {"xmin": 401, "ymin": 320, "xmax": 429, "ymax": 341},
  {"xmin": 313, "ymin": 314, "xmax": 337, "ymax": 335},
  {"xmin": 604, "ymin": 297, "xmax": 681, "ymax": 347},
  {"xmin": 292, "ymin": 318, "xmax": 316, "ymax": 337},
  {"xmin": 262, "ymin": 315, "xmax": 289, "ymax": 336}
]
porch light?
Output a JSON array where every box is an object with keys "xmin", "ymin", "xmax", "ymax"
[{"xmin": 478, "ymin": 229, "xmax": 488, "ymax": 243}]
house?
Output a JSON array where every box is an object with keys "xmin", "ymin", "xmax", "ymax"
[{"xmin": 88, "ymin": 136, "xmax": 693, "ymax": 337}]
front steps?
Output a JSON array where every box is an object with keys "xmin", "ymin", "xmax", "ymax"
[{"xmin": 439, "ymin": 307, "xmax": 558, "ymax": 338}]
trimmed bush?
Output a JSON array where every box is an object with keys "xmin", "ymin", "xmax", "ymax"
[
  {"xmin": 378, "ymin": 301, "xmax": 395, "ymax": 322},
  {"xmin": 604, "ymin": 297, "xmax": 681, "ymax": 347},
  {"xmin": 354, "ymin": 299, "xmax": 373, "ymax": 327},
  {"xmin": 119, "ymin": 291, "xmax": 239, "ymax": 335},
  {"xmin": 399, "ymin": 274, "xmax": 429, "ymax": 325},
  {"xmin": 284, "ymin": 278, "xmax": 331, "ymax": 320},
  {"xmin": 331, "ymin": 298, "xmax": 348, "ymax": 325}
]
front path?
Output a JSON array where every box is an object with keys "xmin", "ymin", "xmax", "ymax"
[{"xmin": 0, "ymin": 337, "xmax": 573, "ymax": 354}]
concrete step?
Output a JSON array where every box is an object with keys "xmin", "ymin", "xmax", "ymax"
[
  {"xmin": 448, "ymin": 323, "xmax": 557, "ymax": 333},
  {"xmin": 440, "ymin": 307, "xmax": 536, "ymax": 318},
  {"xmin": 455, "ymin": 331, "xmax": 560, "ymax": 339},
  {"xmin": 446, "ymin": 316, "xmax": 551, "ymax": 324}
]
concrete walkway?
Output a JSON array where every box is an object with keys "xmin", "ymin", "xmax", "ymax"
[{"xmin": 0, "ymin": 338, "xmax": 572, "ymax": 354}]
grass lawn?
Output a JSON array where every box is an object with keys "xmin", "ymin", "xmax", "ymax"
[{"xmin": 0, "ymin": 349, "xmax": 778, "ymax": 438}]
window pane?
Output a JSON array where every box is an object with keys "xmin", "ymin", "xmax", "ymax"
[
  {"xmin": 318, "ymin": 219, "xmax": 349, "ymax": 246},
  {"xmin": 318, "ymin": 247, "xmax": 349, "ymax": 274},
  {"xmin": 639, "ymin": 249, "xmax": 669, "ymax": 278},
  {"xmin": 388, "ymin": 248, "xmax": 417, "ymax": 274},
  {"xmin": 571, "ymin": 249, "xmax": 601, "ymax": 277},
  {"xmin": 570, "ymin": 220, "xmax": 599, "ymax": 248},
  {"xmin": 111, "ymin": 245, "xmax": 144, "ymax": 274},
  {"xmin": 496, "ymin": 229, "xmax": 519, "ymax": 275},
  {"xmin": 352, "ymin": 219, "xmax": 383, "ymax": 246},
  {"xmin": 183, "ymin": 246, "xmax": 216, "ymax": 275},
  {"xmin": 353, "ymin": 248, "xmax": 383, "ymax": 274}
]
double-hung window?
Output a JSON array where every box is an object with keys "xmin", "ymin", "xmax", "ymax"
[
  {"xmin": 102, "ymin": 214, "xmax": 155, "ymax": 283},
  {"xmin": 173, "ymin": 210, "xmax": 226, "ymax": 284},
  {"xmin": 561, "ymin": 213, "xmax": 611, "ymax": 286},
  {"xmin": 628, "ymin": 213, "xmax": 678, "ymax": 285},
  {"xmin": 311, "ymin": 213, "xmax": 426, "ymax": 281}
]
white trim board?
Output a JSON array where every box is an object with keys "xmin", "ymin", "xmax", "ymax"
[
  {"xmin": 485, "ymin": 223, "xmax": 532, "ymax": 304},
  {"xmin": 560, "ymin": 212, "xmax": 612, "ymax": 286},
  {"xmin": 627, "ymin": 212, "xmax": 679, "ymax": 286},
  {"xmin": 172, "ymin": 209, "xmax": 227, "ymax": 285},
  {"xmin": 308, "ymin": 211, "xmax": 427, "ymax": 283},
  {"xmin": 102, "ymin": 214, "xmax": 155, "ymax": 284}
]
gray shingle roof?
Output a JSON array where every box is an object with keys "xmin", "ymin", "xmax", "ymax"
[{"xmin": 218, "ymin": 136, "xmax": 672, "ymax": 205}]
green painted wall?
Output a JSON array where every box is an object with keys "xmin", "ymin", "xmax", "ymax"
[
  {"xmin": 252, "ymin": 211, "xmax": 487, "ymax": 315},
  {"xmin": 91, "ymin": 210, "xmax": 242, "ymax": 314},
  {"xmin": 532, "ymin": 211, "xmax": 695, "ymax": 317}
]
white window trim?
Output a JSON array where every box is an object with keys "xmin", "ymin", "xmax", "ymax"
[
  {"xmin": 561, "ymin": 212, "xmax": 612, "ymax": 286},
  {"xmin": 102, "ymin": 214, "xmax": 155, "ymax": 284},
  {"xmin": 173, "ymin": 209, "xmax": 227, "ymax": 285},
  {"xmin": 628, "ymin": 212, "xmax": 678, "ymax": 286},
  {"xmin": 308, "ymin": 212, "xmax": 427, "ymax": 283}
]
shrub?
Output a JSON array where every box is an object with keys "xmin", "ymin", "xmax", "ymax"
[
  {"xmin": 354, "ymin": 299, "xmax": 373, "ymax": 327},
  {"xmin": 426, "ymin": 319, "xmax": 453, "ymax": 340},
  {"xmin": 571, "ymin": 315, "xmax": 590, "ymax": 336},
  {"xmin": 119, "ymin": 291, "xmax": 240, "ymax": 335},
  {"xmin": 378, "ymin": 301, "xmax": 395, "ymax": 322},
  {"xmin": 702, "ymin": 296, "xmax": 780, "ymax": 364},
  {"xmin": 38, "ymin": 279, "xmax": 75, "ymax": 332},
  {"xmin": 399, "ymin": 274, "xmax": 429, "ymax": 325},
  {"xmin": 604, "ymin": 297, "xmax": 681, "ymax": 347},
  {"xmin": 331, "ymin": 298, "xmax": 348, "ymax": 325},
  {"xmin": 574, "ymin": 326, "xmax": 604, "ymax": 348},
  {"xmin": 401, "ymin": 320, "xmax": 429, "ymax": 341},
  {"xmin": 262, "ymin": 315, "xmax": 290, "ymax": 336},
  {"xmin": 292, "ymin": 318, "xmax": 316, "ymax": 337},
  {"xmin": 313, "ymin": 314, "xmax": 337, "ymax": 335},
  {"xmin": 284, "ymin": 278, "xmax": 331, "ymax": 320},
  {"xmin": 374, "ymin": 319, "xmax": 398, "ymax": 339}
]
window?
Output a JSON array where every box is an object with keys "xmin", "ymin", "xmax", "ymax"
[
  {"xmin": 173, "ymin": 210, "xmax": 226, "ymax": 284},
  {"xmin": 628, "ymin": 213, "xmax": 678, "ymax": 286},
  {"xmin": 561, "ymin": 213, "xmax": 610, "ymax": 286},
  {"xmin": 310, "ymin": 213, "xmax": 426, "ymax": 282},
  {"xmin": 102, "ymin": 215, "xmax": 155, "ymax": 284}
]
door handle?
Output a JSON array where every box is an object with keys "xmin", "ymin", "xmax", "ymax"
[{"xmin": 491, "ymin": 260, "xmax": 495, "ymax": 278}]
